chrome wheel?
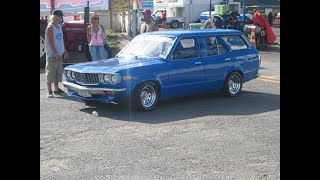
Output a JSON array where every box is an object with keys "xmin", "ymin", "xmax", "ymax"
[
  {"xmin": 140, "ymin": 85, "xmax": 157, "ymax": 108},
  {"xmin": 40, "ymin": 35, "xmax": 45, "ymax": 58},
  {"xmin": 228, "ymin": 74, "xmax": 241, "ymax": 95}
]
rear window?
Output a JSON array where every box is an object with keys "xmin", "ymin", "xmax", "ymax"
[
  {"xmin": 199, "ymin": 36, "xmax": 227, "ymax": 57},
  {"xmin": 220, "ymin": 35, "xmax": 248, "ymax": 50}
]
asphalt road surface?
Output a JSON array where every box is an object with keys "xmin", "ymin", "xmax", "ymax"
[{"xmin": 40, "ymin": 34, "xmax": 280, "ymax": 179}]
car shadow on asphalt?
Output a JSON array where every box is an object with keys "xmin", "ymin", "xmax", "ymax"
[
  {"xmin": 78, "ymin": 91, "xmax": 280, "ymax": 124},
  {"xmin": 54, "ymin": 94, "xmax": 83, "ymax": 103}
]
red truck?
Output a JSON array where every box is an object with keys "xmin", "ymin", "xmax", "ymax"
[{"xmin": 40, "ymin": 17, "xmax": 111, "ymax": 67}]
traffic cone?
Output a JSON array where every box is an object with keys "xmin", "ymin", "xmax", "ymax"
[{"xmin": 250, "ymin": 27, "xmax": 256, "ymax": 47}]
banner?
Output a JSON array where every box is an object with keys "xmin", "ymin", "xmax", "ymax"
[
  {"xmin": 155, "ymin": 0, "xmax": 167, "ymax": 5},
  {"xmin": 40, "ymin": 0, "xmax": 109, "ymax": 14}
]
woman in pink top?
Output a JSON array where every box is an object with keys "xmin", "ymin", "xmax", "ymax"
[{"xmin": 87, "ymin": 14, "xmax": 107, "ymax": 61}]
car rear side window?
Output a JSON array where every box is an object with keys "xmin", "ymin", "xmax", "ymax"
[
  {"xmin": 220, "ymin": 35, "xmax": 248, "ymax": 50},
  {"xmin": 172, "ymin": 38, "xmax": 198, "ymax": 60},
  {"xmin": 199, "ymin": 36, "xmax": 227, "ymax": 57}
]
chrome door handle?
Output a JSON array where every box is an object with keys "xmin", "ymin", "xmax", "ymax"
[
  {"xmin": 195, "ymin": 62, "xmax": 202, "ymax": 65},
  {"xmin": 225, "ymin": 58, "xmax": 231, "ymax": 61}
]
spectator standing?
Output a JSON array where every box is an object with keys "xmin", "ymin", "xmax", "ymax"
[
  {"xmin": 268, "ymin": 11, "xmax": 274, "ymax": 25},
  {"xmin": 87, "ymin": 14, "xmax": 107, "ymax": 61},
  {"xmin": 45, "ymin": 9, "xmax": 69, "ymax": 98},
  {"xmin": 140, "ymin": 9, "xmax": 159, "ymax": 33},
  {"xmin": 161, "ymin": 10, "xmax": 167, "ymax": 29}
]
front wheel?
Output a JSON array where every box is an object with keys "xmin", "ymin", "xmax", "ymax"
[
  {"xmin": 223, "ymin": 72, "xmax": 243, "ymax": 97},
  {"xmin": 133, "ymin": 81, "xmax": 159, "ymax": 111}
]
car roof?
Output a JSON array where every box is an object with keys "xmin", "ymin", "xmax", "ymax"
[{"xmin": 142, "ymin": 29, "xmax": 243, "ymax": 37}]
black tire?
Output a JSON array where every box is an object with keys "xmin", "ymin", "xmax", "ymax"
[
  {"xmin": 213, "ymin": 17, "xmax": 223, "ymax": 29},
  {"xmin": 204, "ymin": 21, "xmax": 214, "ymax": 29},
  {"xmin": 170, "ymin": 20, "xmax": 179, "ymax": 29},
  {"xmin": 223, "ymin": 72, "xmax": 243, "ymax": 97},
  {"xmin": 40, "ymin": 34, "xmax": 46, "ymax": 67},
  {"xmin": 132, "ymin": 81, "xmax": 159, "ymax": 111}
]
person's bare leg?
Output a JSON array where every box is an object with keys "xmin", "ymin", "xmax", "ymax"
[
  {"xmin": 47, "ymin": 83, "xmax": 52, "ymax": 91},
  {"xmin": 54, "ymin": 82, "xmax": 59, "ymax": 91}
]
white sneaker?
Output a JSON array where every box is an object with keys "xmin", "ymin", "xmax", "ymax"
[{"xmin": 47, "ymin": 90, "xmax": 54, "ymax": 98}]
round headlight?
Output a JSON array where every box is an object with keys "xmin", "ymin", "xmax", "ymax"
[
  {"xmin": 111, "ymin": 75, "xmax": 118, "ymax": 83},
  {"xmin": 71, "ymin": 71, "xmax": 76, "ymax": 79},
  {"xmin": 66, "ymin": 70, "xmax": 71, "ymax": 79},
  {"xmin": 103, "ymin": 74, "xmax": 110, "ymax": 83}
]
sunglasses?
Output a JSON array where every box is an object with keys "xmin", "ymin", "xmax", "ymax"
[{"xmin": 94, "ymin": 18, "xmax": 99, "ymax": 19}]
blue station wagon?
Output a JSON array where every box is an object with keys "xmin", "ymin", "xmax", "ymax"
[{"xmin": 63, "ymin": 29, "xmax": 261, "ymax": 111}]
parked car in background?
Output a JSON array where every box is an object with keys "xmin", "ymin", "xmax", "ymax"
[{"xmin": 63, "ymin": 29, "xmax": 261, "ymax": 111}]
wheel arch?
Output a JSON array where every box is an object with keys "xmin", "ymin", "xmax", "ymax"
[
  {"xmin": 132, "ymin": 79, "xmax": 162, "ymax": 98},
  {"xmin": 225, "ymin": 66, "xmax": 243, "ymax": 80}
]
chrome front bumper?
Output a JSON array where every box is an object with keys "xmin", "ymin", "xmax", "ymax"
[{"xmin": 62, "ymin": 81, "xmax": 126, "ymax": 95}]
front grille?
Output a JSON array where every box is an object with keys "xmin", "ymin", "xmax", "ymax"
[{"xmin": 75, "ymin": 72, "xmax": 99, "ymax": 85}]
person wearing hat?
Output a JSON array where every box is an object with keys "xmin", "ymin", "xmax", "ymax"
[
  {"xmin": 44, "ymin": 9, "xmax": 69, "ymax": 98},
  {"xmin": 140, "ymin": 9, "xmax": 159, "ymax": 34}
]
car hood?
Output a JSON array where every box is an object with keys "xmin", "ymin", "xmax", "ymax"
[{"xmin": 64, "ymin": 56, "xmax": 164, "ymax": 73}]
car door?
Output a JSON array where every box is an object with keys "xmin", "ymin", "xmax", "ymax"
[
  {"xmin": 199, "ymin": 35, "xmax": 233, "ymax": 91},
  {"xmin": 220, "ymin": 34, "xmax": 259, "ymax": 82},
  {"xmin": 166, "ymin": 37, "xmax": 205, "ymax": 98}
]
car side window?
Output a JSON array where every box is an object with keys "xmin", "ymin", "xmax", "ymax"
[
  {"xmin": 172, "ymin": 38, "xmax": 197, "ymax": 60},
  {"xmin": 199, "ymin": 36, "xmax": 227, "ymax": 57},
  {"xmin": 220, "ymin": 35, "xmax": 248, "ymax": 50},
  {"xmin": 217, "ymin": 38, "xmax": 227, "ymax": 54}
]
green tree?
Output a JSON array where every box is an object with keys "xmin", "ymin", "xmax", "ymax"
[{"xmin": 112, "ymin": 0, "xmax": 134, "ymax": 12}]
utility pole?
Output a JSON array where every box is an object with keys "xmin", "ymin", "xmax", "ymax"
[
  {"xmin": 243, "ymin": 0, "xmax": 246, "ymax": 24},
  {"xmin": 84, "ymin": 1, "xmax": 90, "ymax": 24},
  {"xmin": 128, "ymin": 0, "xmax": 132, "ymax": 37},
  {"xmin": 109, "ymin": 0, "xmax": 113, "ymax": 30},
  {"xmin": 50, "ymin": 0, "xmax": 55, "ymax": 14},
  {"xmin": 209, "ymin": 0, "xmax": 212, "ymax": 19}
]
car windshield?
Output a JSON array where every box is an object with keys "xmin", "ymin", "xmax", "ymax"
[{"xmin": 118, "ymin": 35, "xmax": 176, "ymax": 59}]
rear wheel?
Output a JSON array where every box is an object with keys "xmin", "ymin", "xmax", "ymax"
[
  {"xmin": 170, "ymin": 20, "xmax": 179, "ymax": 29},
  {"xmin": 40, "ymin": 34, "xmax": 46, "ymax": 67},
  {"xmin": 204, "ymin": 21, "xmax": 214, "ymax": 29},
  {"xmin": 213, "ymin": 17, "xmax": 223, "ymax": 29},
  {"xmin": 223, "ymin": 72, "xmax": 242, "ymax": 97}
]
